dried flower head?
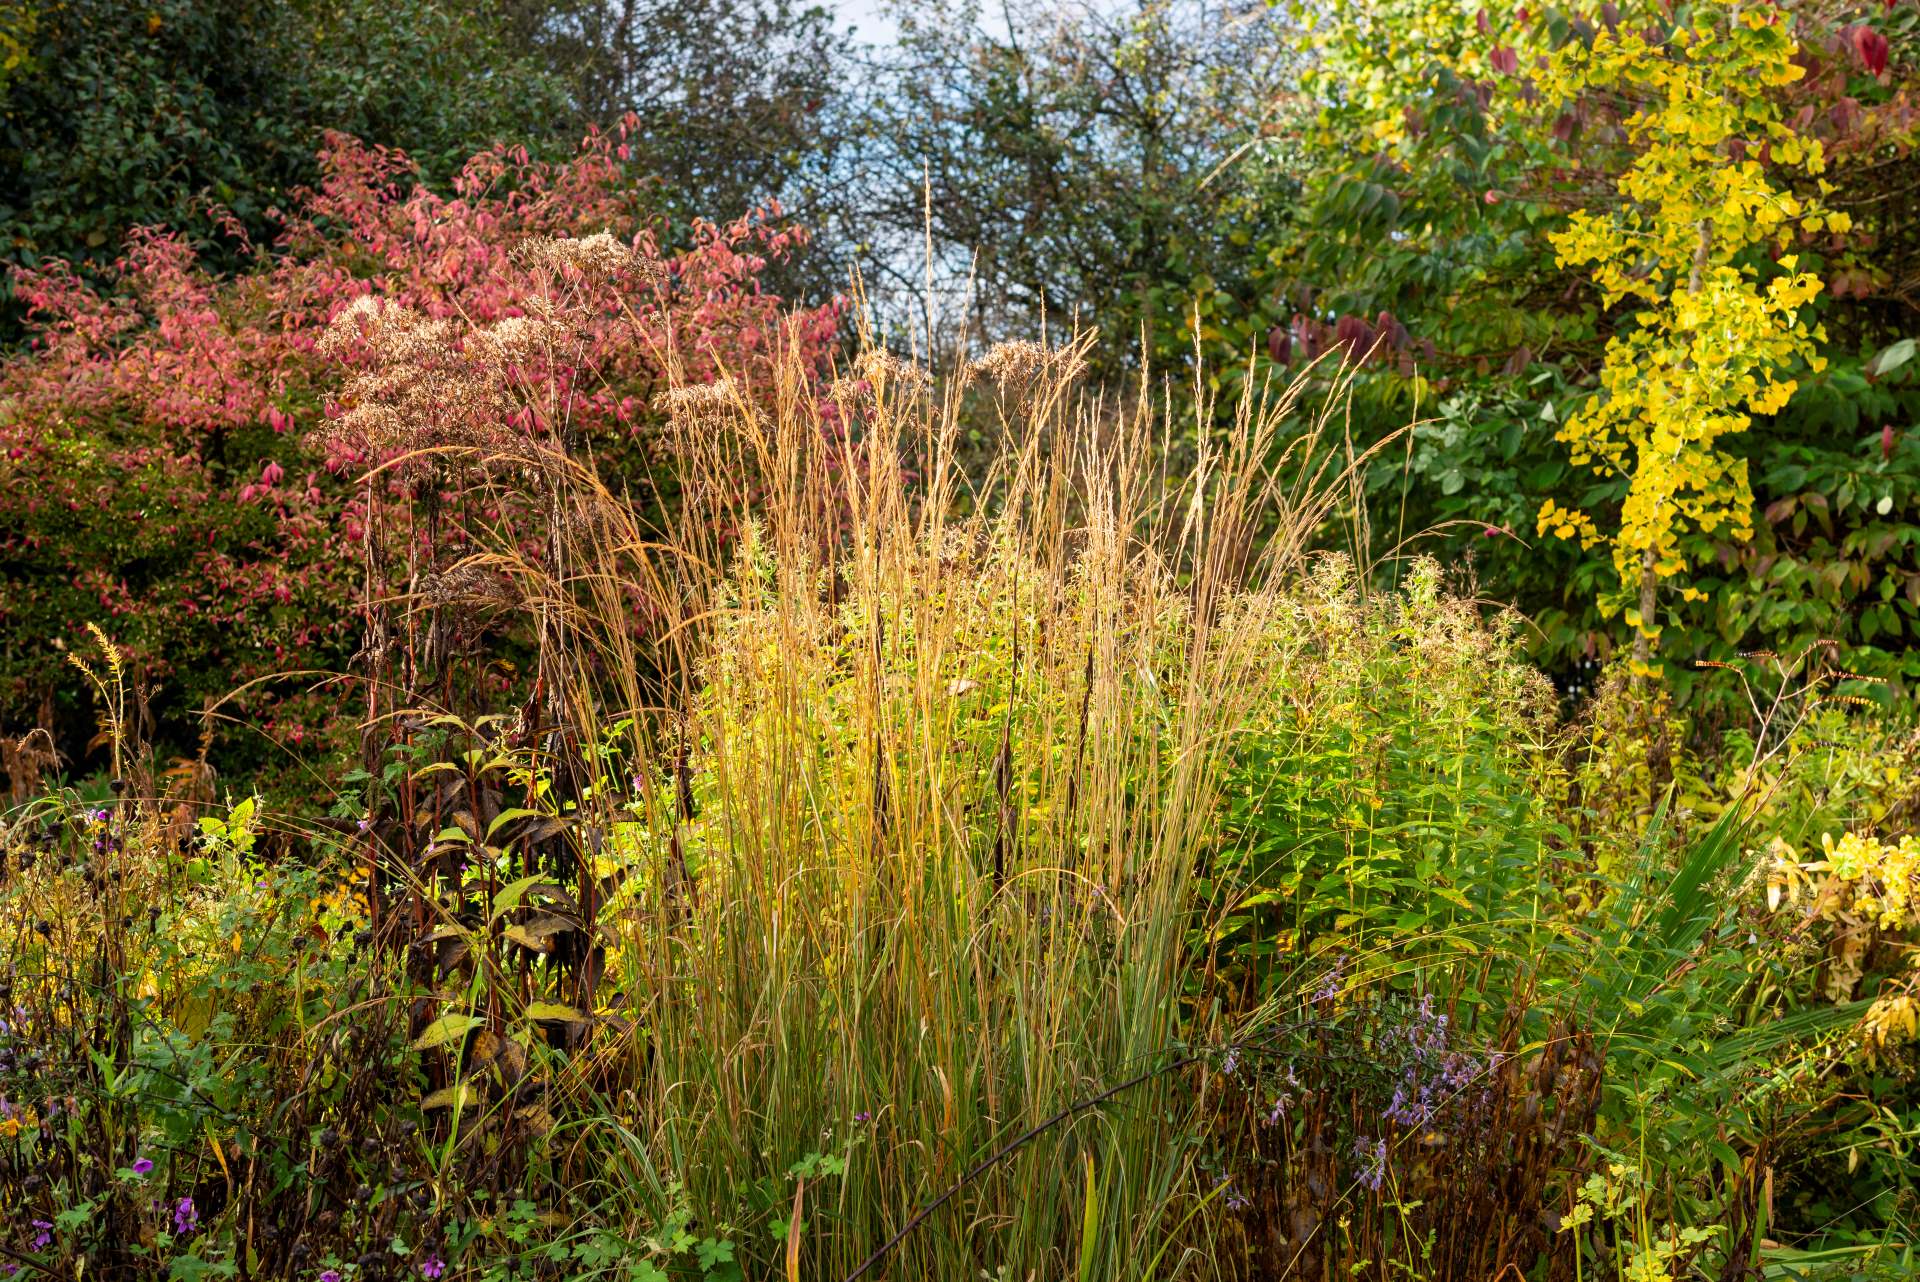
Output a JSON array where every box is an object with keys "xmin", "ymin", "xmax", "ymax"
[
  {"xmin": 419, "ymin": 563, "xmax": 521, "ymax": 610},
  {"xmin": 856, "ymin": 349, "xmax": 931, "ymax": 393},
  {"xmin": 315, "ymin": 295, "xmax": 527, "ymax": 458},
  {"xmin": 317, "ymin": 295, "xmax": 405, "ymax": 360},
  {"xmin": 653, "ymin": 378, "xmax": 745, "ymax": 432},
  {"xmin": 514, "ymin": 231, "xmax": 664, "ymax": 285},
  {"xmin": 469, "ymin": 316, "xmax": 568, "ymax": 366},
  {"xmin": 965, "ymin": 339, "xmax": 1086, "ymax": 391}
]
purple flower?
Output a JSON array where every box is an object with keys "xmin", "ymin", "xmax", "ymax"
[
  {"xmin": 1409, "ymin": 994, "xmax": 1450, "ymax": 1056},
  {"xmin": 1381, "ymin": 994, "xmax": 1450, "ymax": 1061},
  {"xmin": 1311, "ymin": 954, "xmax": 1347, "ymax": 1005},
  {"xmin": 1220, "ymin": 1046, "xmax": 1241, "ymax": 1077},
  {"xmin": 130, "ymin": 1156, "xmax": 154, "ymax": 1176},
  {"xmin": 1440, "ymin": 1049, "xmax": 1489, "ymax": 1091},
  {"xmin": 1216, "ymin": 1173, "xmax": 1251, "ymax": 1211},
  {"xmin": 173, "ymin": 1197, "xmax": 198, "ymax": 1236},
  {"xmin": 1383, "ymin": 1067, "xmax": 1437, "ymax": 1129},
  {"xmin": 853, "ymin": 1111, "xmax": 871, "ymax": 1123},
  {"xmin": 320, "ymin": 1272, "xmax": 342, "ymax": 1282},
  {"xmin": 30, "ymin": 1220, "xmax": 51, "ymax": 1251},
  {"xmin": 1351, "ymin": 1135, "xmax": 1387, "ymax": 1192},
  {"xmin": 419, "ymin": 1257, "xmax": 445, "ymax": 1280}
]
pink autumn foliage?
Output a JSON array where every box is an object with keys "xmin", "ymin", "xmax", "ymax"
[{"xmin": 0, "ymin": 117, "xmax": 841, "ymax": 752}]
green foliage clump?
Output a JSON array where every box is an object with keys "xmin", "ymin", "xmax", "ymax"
[
  {"xmin": 1205, "ymin": 554, "xmax": 1564, "ymax": 1001},
  {"xmin": 1208, "ymin": 1, "xmax": 1920, "ymax": 697},
  {"xmin": 0, "ymin": 0, "xmax": 570, "ymax": 292}
]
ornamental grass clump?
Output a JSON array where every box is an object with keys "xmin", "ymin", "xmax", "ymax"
[{"xmin": 308, "ymin": 256, "xmax": 1393, "ymax": 1276}]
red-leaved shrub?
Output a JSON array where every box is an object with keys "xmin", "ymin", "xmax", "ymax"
[{"xmin": 0, "ymin": 117, "xmax": 841, "ymax": 782}]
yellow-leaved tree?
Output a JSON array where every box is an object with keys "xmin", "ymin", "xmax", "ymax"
[{"xmin": 1532, "ymin": 6, "xmax": 1844, "ymax": 675}]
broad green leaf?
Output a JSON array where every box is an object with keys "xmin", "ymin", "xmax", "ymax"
[{"xmin": 411, "ymin": 1014, "xmax": 484, "ymax": 1051}]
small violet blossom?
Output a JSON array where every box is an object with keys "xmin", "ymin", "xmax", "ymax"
[
  {"xmin": 1311, "ymin": 954, "xmax": 1347, "ymax": 1005},
  {"xmin": 1351, "ymin": 1136, "xmax": 1387, "ymax": 1192}
]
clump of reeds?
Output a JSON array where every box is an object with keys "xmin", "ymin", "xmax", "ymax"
[{"xmin": 342, "ymin": 269, "xmax": 1377, "ymax": 1277}]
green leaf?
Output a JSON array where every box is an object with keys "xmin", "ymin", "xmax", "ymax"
[
  {"xmin": 491, "ymin": 873, "xmax": 548, "ymax": 919},
  {"xmin": 1077, "ymin": 1151, "xmax": 1102, "ymax": 1282},
  {"xmin": 486, "ymin": 808, "xmax": 547, "ymax": 839},
  {"xmin": 411, "ymin": 1014, "xmax": 484, "ymax": 1051},
  {"xmin": 1869, "ymin": 338, "xmax": 1915, "ymax": 377}
]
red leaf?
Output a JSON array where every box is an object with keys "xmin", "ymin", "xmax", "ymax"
[
  {"xmin": 1375, "ymin": 311, "xmax": 1409, "ymax": 350},
  {"xmin": 1489, "ymin": 46, "xmax": 1520, "ymax": 75},
  {"xmin": 1332, "ymin": 314, "xmax": 1375, "ymax": 358},
  {"xmin": 1848, "ymin": 24, "xmax": 1890, "ymax": 77}
]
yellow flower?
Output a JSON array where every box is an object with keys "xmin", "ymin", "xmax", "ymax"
[{"xmin": 1862, "ymin": 993, "xmax": 1920, "ymax": 1056}]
